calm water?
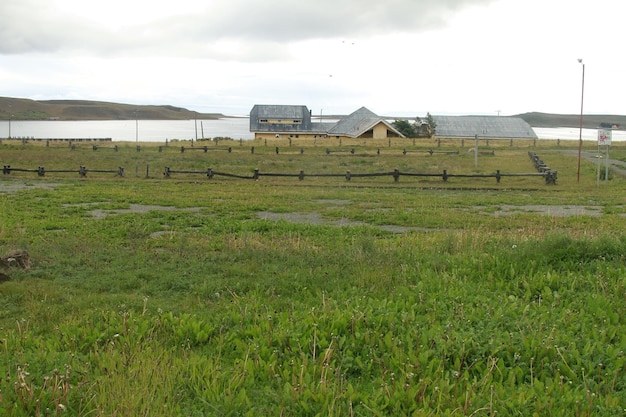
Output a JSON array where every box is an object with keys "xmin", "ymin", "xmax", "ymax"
[
  {"xmin": 0, "ymin": 118, "xmax": 253, "ymax": 142},
  {"xmin": 0, "ymin": 119, "xmax": 624, "ymax": 142}
]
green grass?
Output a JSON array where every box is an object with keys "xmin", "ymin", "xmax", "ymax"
[{"xmin": 1, "ymin": 141, "xmax": 626, "ymax": 416}]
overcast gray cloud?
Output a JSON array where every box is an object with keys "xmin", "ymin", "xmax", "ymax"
[
  {"xmin": 0, "ymin": 0, "xmax": 494, "ymax": 57},
  {"xmin": 1, "ymin": 0, "xmax": 624, "ymax": 116}
]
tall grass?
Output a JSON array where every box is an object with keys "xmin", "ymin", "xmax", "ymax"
[{"xmin": 1, "ymin": 142, "xmax": 626, "ymax": 415}]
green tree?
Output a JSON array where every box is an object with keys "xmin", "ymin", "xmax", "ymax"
[
  {"xmin": 426, "ymin": 112, "xmax": 437, "ymax": 133},
  {"xmin": 392, "ymin": 119, "xmax": 417, "ymax": 137}
]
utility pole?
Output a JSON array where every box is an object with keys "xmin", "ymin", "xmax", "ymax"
[{"xmin": 577, "ymin": 59, "xmax": 585, "ymax": 183}]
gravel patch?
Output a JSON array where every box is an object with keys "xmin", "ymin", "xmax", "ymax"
[
  {"xmin": 489, "ymin": 204, "xmax": 603, "ymax": 217},
  {"xmin": 63, "ymin": 203, "xmax": 203, "ymax": 219},
  {"xmin": 257, "ymin": 211, "xmax": 442, "ymax": 233},
  {"xmin": 0, "ymin": 180, "xmax": 64, "ymax": 193}
]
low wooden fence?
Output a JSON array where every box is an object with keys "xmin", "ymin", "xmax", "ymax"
[
  {"xmin": 179, "ymin": 146, "xmax": 233, "ymax": 153},
  {"xmin": 1, "ymin": 152, "xmax": 558, "ymax": 184},
  {"xmin": 163, "ymin": 166, "xmax": 555, "ymax": 184},
  {"xmin": 528, "ymin": 152, "xmax": 557, "ymax": 184},
  {"xmin": 1, "ymin": 164, "xmax": 554, "ymax": 184},
  {"xmin": 2, "ymin": 165, "xmax": 125, "ymax": 177}
]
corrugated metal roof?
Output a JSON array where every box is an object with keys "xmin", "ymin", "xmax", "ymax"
[
  {"xmin": 254, "ymin": 105, "xmax": 308, "ymax": 119},
  {"xmin": 328, "ymin": 107, "xmax": 404, "ymax": 138},
  {"xmin": 433, "ymin": 116, "xmax": 537, "ymax": 139}
]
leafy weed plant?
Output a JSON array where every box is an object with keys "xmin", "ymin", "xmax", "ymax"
[{"xmin": 1, "ymin": 143, "xmax": 626, "ymax": 415}]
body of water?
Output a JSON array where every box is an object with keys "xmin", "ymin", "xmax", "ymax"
[
  {"xmin": 532, "ymin": 127, "xmax": 626, "ymax": 142},
  {"xmin": 0, "ymin": 118, "xmax": 254, "ymax": 142},
  {"xmin": 0, "ymin": 119, "xmax": 624, "ymax": 143}
]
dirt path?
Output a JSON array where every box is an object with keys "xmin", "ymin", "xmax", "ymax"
[{"xmin": 556, "ymin": 150, "xmax": 626, "ymax": 177}]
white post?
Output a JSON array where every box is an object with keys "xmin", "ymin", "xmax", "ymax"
[
  {"xmin": 474, "ymin": 134, "xmax": 478, "ymax": 168},
  {"xmin": 596, "ymin": 141, "xmax": 600, "ymax": 187},
  {"xmin": 606, "ymin": 145, "xmax": 610, "ymax": 183}
]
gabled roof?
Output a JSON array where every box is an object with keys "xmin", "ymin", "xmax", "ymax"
[
  {"xmin": 328, "ymin": 106, "xmax": 405, "ymax": 138},
  {"xmin": 252, "ymin": 104, "xmax": 309, "ymax": 119},
  {"xmin": 432, "ymin": 115, "xmax": 537, "ymax": 139}
]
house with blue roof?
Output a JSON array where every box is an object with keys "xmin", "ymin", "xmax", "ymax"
[{"xmin": 249, "ymin": 105, "xmax": 405, "ymax": 141}]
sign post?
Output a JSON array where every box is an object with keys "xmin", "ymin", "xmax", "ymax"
[{"xmin": 597, "ymin": 129, "xmax": 611, "ymax": 185}]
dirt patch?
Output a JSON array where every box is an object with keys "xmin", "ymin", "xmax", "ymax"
[
  {"xmin": 64, "ymin": 203, "xmax": 203, "ymax": 219},
  {"xmin": 258, "ymin": 204, "xmax": 614, "ymax": 233},
  {"xmin": 257, "ymin": 211, "xmax": 441, "ymax": 233},
  {"xmin": 0, "ymin": 179, "xmax": 64, "ymax": 193},
  {"xmin": 482, "ymin": 204, "xmax": 604, "ymax": 217}
]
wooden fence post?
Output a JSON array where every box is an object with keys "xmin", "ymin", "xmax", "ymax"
[
  {"xmin": 299, "ymin": 170, "xmax": 305, "ymax": 181},
  {"xmin": 393, "ymin": 168, "xmax": 400, "ymax": 182},
  {"xmin": 346, "ymin": 170, "xmax": 351, "ymax": 181},
  {"xmin": 253, "ymin": 169, "xmax": 259, "ymax": 180},
  {"xmin": 442, "ymin": 170, "xmax": 448, "ymax": 182}
]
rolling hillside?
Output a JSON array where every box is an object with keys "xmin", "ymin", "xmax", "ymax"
[
  {"xmin": 516, "ymin": 112, "xmax": 625, "ymax": 130},
  {"xmin": 0, "ymin": 97, "xmax": 224, "ymax": 121}
]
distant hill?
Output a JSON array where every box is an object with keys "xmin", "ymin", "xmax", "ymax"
[
  {"xmin": 0, "ymin": 97, "xmax": 225, "ymax": 121},
  {"xmin": 516, "ymin": 112, "xmax": 625, "ymax": 130},
  {"xmin": 2, "ymin": 97, "xmax": 624, "ymax": 129}
]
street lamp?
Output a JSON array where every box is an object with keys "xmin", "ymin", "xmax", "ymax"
[
  {"xmin": 576, "ymin": 59, "xmax": 585, "ymax": 183},
  {"xmin": 8, "ymin": 114, "xmax": 13, "ymax": 139}
]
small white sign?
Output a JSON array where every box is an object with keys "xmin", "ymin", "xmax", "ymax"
[{"xmin": 598, "ymin": 129, "xmax": 612, "ymax": 146}]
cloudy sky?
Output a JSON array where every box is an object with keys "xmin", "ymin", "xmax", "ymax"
[{"xmin": 1, "ymin": 0, "xmax": 623, "ymax": 116}]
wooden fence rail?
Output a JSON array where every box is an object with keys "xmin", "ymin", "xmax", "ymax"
[
  {"xmin": 2, "ymin": 159, "xmax": 556, "ymax": 184},
  {"xmin": 179, "ymin": 146, "xmax": 232, "ymax": 153},
  {"xmin": 92, "ymin": 145, "xmax": 119, "ymax": 151},
  {"xmin": 3, "ymin": 165, "xmax": 125, "ymax": 177},
  {"xmin": 163, "ymin": 166, "xmax": 556, "ymax": 184},
  {"xmin": 403, "ymin": 149, "xmax": 460, "ymax": 156}
]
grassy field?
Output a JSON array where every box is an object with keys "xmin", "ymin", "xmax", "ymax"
[{"xmin": 1, "ymin": 138, "xmax": 625, "ymax": 416}]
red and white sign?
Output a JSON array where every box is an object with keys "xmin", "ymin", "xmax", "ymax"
[{"xmin": 598, "ymin": 129, "xmax": 612, "ymax": 146}]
